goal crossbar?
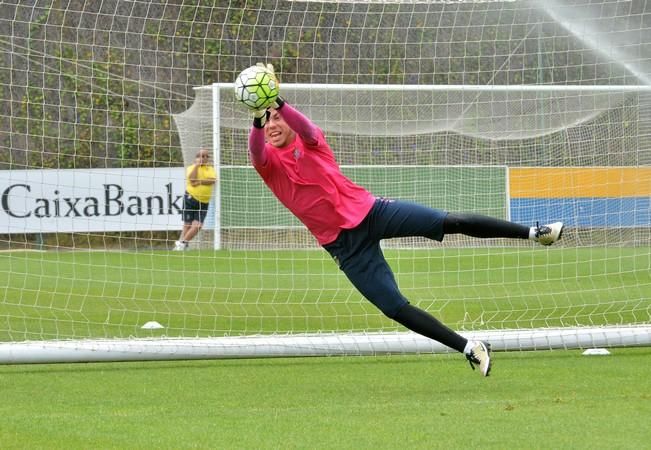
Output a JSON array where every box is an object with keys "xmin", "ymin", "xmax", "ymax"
[
  {"xmin": 1, "ymin": 326, "xmax": 649, "ymax": 364},
  {"xmin": 204, "ymin": 83, "xmax": 651, "ymax": 92}
]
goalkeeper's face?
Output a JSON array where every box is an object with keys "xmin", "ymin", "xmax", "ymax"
[{"xmin": 265, "ymin": 109, "xmax": 295, "ymax": 148}]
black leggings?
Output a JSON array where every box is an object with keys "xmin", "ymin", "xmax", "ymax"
[
  {"xmin": 393, "ymin": 213, "xmax": 530, "ymax": 352},
  {"xmin": 325, "ymin": 205, "xmax": 532, "ymax": 353},
  {"xmin": 443, "ymin": 212, "xmax": 529, "ymax": 239}
]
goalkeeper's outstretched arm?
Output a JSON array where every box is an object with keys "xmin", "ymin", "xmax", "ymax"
[
  {"xmin": 248, "ymin": 124, "xmax": 267, "ymax": 167},
  {"xmin": 273, "ymin": 98, "xmax": 319, "ymax": 147}
]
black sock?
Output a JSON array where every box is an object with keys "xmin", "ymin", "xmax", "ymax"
[
  {"xmin": 393, "ymin": 303, "xmax": 467, "ymax": 353},
  {"xmin": 444, "ymin": 213, "xmax": 529, "ymax": 239}
]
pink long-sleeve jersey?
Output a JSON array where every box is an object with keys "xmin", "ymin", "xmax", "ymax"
[{"xmin": 249, "ymin": 105, "xmax": 376, "ymax": 245}]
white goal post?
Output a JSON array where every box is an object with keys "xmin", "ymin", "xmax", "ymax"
[{"xmin": 2, "ymin": 327, "xmax": 650, "ymax": 364}]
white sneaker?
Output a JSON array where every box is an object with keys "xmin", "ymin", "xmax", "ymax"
[
  {"xmin": 535, "ymin": 221, "xmax": 564, "ymax": 246},
  {"xmin": 173, "ymin": 240, "xmax": 185, "ymax": 251},
  {"xmin": 466, "ymin": 341, "xmax": 492, "ymax": 376}
]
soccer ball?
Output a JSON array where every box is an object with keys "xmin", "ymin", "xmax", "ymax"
[{"xmin": 234, "ymin": 65, "xmax": 279, "ymax": 110}]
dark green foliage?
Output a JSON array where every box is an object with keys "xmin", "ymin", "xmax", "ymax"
[{"xmin": 1, "ymin": 1, "xmax": 642, "ymax": 171}]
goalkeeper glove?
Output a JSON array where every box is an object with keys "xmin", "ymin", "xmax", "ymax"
[
  {"xmin": 256, "ymin": 62, "xmax": 276, "ymax": 76},
  {"xmin": 251, "ymin": 97, "xmax": 286, "ymax": 128},
  {"xmin": 250, "ymin": 62, "xmax": 286, "ymax": 127},
  {"xmin": 252, "ymin": 108, "xmax": 269, "ymax": 129},
  {"xmin": 272, "ymin": 96, "xmax": 285, "ymax": 110}
]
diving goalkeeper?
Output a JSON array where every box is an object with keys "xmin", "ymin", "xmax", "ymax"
[{"xmin": 245, "ymin": 65, "xmax": 564, "ymax": 377}]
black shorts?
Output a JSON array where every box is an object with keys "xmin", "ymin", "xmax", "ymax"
[
  {"xmin": 182, "ymin": 192, "xmax": 210, "ymax": 225},
  {"xmin": 323, "ymin": 198, "xmax": 447, "ymax": 318}
]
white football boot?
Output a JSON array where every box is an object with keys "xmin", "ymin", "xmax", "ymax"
[
  {"xmin": 466, "ymin": 341, "xmax": 492, "ymax": 377},
  {"xmin": 535, "ymin": 221, "xmax": 564, "ymax": 246}
]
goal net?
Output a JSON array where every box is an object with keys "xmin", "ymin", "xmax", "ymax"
[{"xmin": 1, "ymin": 0, "xmax": 649, "ymax": 363}]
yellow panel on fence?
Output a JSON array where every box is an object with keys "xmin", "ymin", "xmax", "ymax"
[{"xmin": 510, "ymin": 167, "xmax": 651, "ymax": 198}]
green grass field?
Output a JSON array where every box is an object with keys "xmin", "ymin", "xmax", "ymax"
[
  {"xmin": 0, "ymin": 248, "xmax": 649, "ymax": 448},
  {"xmin": 0, "ymin": 348, "xmax": 650, "ymax": 448}
]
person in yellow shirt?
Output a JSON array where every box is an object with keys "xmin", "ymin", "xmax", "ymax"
[{"xmin": 174, "ymin": 148, "xmax": 217, "ymax": 251}]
